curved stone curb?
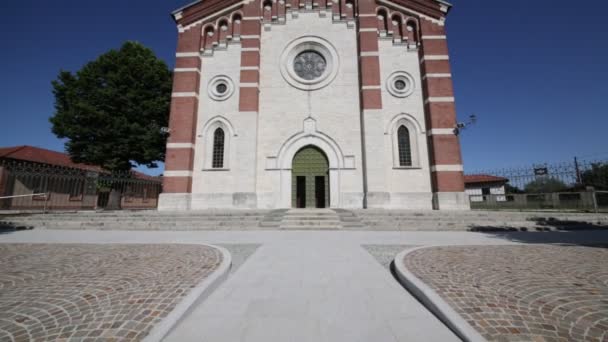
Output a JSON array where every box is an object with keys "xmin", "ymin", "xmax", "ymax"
[
  {"xmin": 143, "ymin": 243, "xmax": 232, "ymax": 342},
  {"xmin": 394, "ymin": 246, "xmax": 486, "ymax": 342}
]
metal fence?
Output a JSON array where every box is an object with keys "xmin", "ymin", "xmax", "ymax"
[
  {"xmin": 0, "ymin": 160, "xmax": 162, "ymax": 211},
  {"xmin": 469, "ymin": 159, "xmax": 608, "ymax": 212}
]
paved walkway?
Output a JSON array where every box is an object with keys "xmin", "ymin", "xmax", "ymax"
[
  {"xmin": 404, "ymin": 245, "xmax": 608, "ymax": 342},
  {"xmin": 2, "ymin": 230, "xmax": 608, "ymax": 341}
]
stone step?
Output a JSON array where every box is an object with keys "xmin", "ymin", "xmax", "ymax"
[
  {"xmin": 280, "ymin": 221, "xmax": 341, "ymax": 227},
  {"xmin": 279, "ymin": 225, "xmax": 340, "ymax": 230}
]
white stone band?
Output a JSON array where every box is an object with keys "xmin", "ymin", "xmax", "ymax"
[
  {"xmin": 172, "ymin": 92, "xmax": 199, "ymax": 98},
  {"xmin": 420, "ymin": 55, "xmax": 449, "ymax": 63},
  {"xmin": 176, "ymin": 52, "xmax": 200, "ymax": 58},
  {"xmin": 167, "ymin": 143, "xmax": 195, "ymax": 149},
  {"xmin": 423, "ymin": 73, "xmax": 452, "ymax": 79},
  {"xmin": 431, "ymin": 165, "xmax": 463, "ymax": 172},
  {"xmin": 174, "ymin": 68, "xmax": 200, "ymax": 73},
  {"xmin": 428, "ymin": 128, "xmax": 455, "ymax": 136},
  {"xmin": 360, "ymin": 51, "xmax": 379, "ymax": 57},
  {"xmin": 164, "ymin": 171, "xmax": 194, "ymax": 177},
  {"xmin": 424, "ymin": 97, "xmax": 455, "ymax": 104}
]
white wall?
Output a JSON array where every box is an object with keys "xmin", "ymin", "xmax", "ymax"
[
  {"xmin": 363, "ymin": 39, "xmax": 432, "ymax": 209},
  {"xmin": 256, "ymin": 12, "xmax": 364, "ymax": 208},
  {"xmin": 191, "ymin": 43, "xmax": 260, "ymax": 209}
]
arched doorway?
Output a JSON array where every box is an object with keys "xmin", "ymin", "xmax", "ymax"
[{"xmin": 291, "ymin": 146, "xmax": 330, "ymax": 208}]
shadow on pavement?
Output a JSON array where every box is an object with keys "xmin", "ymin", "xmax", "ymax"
[
  {"xmin": 470, "ymin": 226, "xmax": 608, "ymax": 248},
  {"xmin": 470, "ymin": 216, "xmax": 608, "ymax": 233},
  {"xmin": 0, "ymin": 222, "xmax": 33, "ymax": 235}
]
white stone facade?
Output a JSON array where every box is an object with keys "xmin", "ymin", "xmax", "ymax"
[{"xmin": 159, "ymin": 0, "xmax": 469, "ymax": 211}]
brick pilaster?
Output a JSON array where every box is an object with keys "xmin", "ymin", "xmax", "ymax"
[
  {"xmin": 419, "ymin": 20, "xmax": 466, "ymax": 199},
  {"xmin": 357, "ymin": 1, "xmax": 382, "ymax": 110},
  {"xmin": 163, "ymin": 25, "xmax": 203, "ymax": 193},
  {"xmin": 357, "ymin": 0, "xmax": 385, "ymax": 207},
  {"xmin": 239, "ymin": 0, "xmax": 261, "ymax": 112}
]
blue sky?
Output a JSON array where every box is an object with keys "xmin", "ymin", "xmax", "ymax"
[{"xmin": 1, "ymin": 0, "xmax": 607, "ymax": 176}]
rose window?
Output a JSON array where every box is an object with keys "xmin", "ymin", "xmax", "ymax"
[{"xmin": 293, "ymin": 51, "xmax": 327, "ymax": 80}]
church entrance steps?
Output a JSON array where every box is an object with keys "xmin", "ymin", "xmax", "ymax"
[
  {"xmin": 278, "ymin": 209, "xmax": 342, "ymax": 230},
  {"xmin": 258, "ymin": 209, "xmax": 288, "ymax": 228},
  {"xmin": 333, "ymin": 208, "xmax": 366, "ymax": 229},
  {"xmin": 1, "ymin": 210, "xmax": 606, "ymax": 231},
  {"xmin": 351, "ymin": 210, "xmax": 608, "ymax": 231}
]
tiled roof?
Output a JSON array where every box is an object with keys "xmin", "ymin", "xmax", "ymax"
[
  {"xmin": 0, "ymin": 145, "xmax": 102, "ymax": 171},
  {"xmin": 0, "ymin": 145, "xmax": 159, "ymax": 180},
  {"xmin": 464, "ymin": 174, "xmax": 509, "ymax": 184}
]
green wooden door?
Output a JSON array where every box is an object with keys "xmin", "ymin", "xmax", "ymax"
[{"xmin": 291, "ymin": 146, "xmax": 330, "ymax": 208}]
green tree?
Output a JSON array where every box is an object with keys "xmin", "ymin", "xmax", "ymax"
[
  {"xmin": 505, "ymin": 183, "xmax": 524, "ymax": 194},
  {"xmin": 581, "ymin": 163, "xmax": 608, "ymax": 190},
  {"xmin": 50, "ymin": 41, "xmax": 172, "ymax": 172},
  {"xmin": 524, "ymin": 177, "xmax": 568, "ymax": 193}
]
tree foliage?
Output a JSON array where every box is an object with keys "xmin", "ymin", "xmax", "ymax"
[
  {"xmin": 50, "ymin": 41, "xmax": 172, "ymax": 171},
  {"xmin": 524, "ymin": 177, "xmax": 568, "ymax": 194},
  {"xmin": 581, "ymin": 163, "xmax": 608, "ymax": 190},
  {"xmin": 505, "ymin": 183, "xmax": 524, "ymax": 194}
]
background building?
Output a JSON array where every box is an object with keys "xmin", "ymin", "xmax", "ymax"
[
  {"xmin": 464, "ymin": 174, "xmax": 508, "ymax": 203},
  {"xmin": 0, "ymin": 146, "xmax": 161, "ymax": 210}
]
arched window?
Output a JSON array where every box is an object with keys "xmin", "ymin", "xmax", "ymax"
[
  {"xmin": 212, "ymin": 128, "xmax": 225, "ymax": 168},
  {"xmin": 397, "ymin": 125, "xmax": 412, "ymax": 166}
]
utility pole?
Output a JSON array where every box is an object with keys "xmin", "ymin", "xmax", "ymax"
[{"xmin": 574, "ymin": 156, "xmax": 582, "ymax": 186}]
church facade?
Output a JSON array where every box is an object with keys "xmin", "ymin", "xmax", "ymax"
[{"xmin": 159, "ymin": 0, "xmax": 469, "ymax": 210}]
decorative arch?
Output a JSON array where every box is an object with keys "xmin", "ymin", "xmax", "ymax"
[
  {"xmin": 271, "ymin": 118, "xmax": 348, "ymax": 208},
  {"xmin": 262, "ymin": 0, "xmax": 273, "ymax": 21},
  {"xmin": 376, "ymin": 8, "xmax": 389, "ymax": 34},
  {"xmin": 217, "ymin": 17, "xmax": 230, "ymax": 44},
  {"xmin": 385, "ymin": 112, "xmax": 424, "ymax": 134},
  {"xmin": 277, "ymin": 132, "xmax": 344, "ymax": 170},
  {"xmin": 231, "ymin": 12, "xmax": 243, "ymax": 38},
  {"xmin": 385, "ymin": 113, "xmax": 424, "ymax": 168},
  {"xmin": 202, "ymin": 24, "xmax": 216, "ymax": 51},
  {"xmin": 201, "ymin": 116, "xmax": 236, "ymax": 170},
  {"xmin": 390, "ymin": 13, "xmax": 404, "ymax": 39},
  {"xmin": 405, "ymin": 18, "xmax": 419, "ymax": 44},
  {"xmin": 201, "ymin": 115, "xmax": 237, "ymax": 137}
]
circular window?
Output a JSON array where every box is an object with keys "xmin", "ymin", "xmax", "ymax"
[
  {"xmin": 387, "ymin": 71, "xmax": 415, "ymax": 98},
  {"xmin": 280, "ymin": 36, "xmax": 339, "ymax": 91},
  {"xmin": 216, "ymin": 83, "xmax": 228, "ymax": 94},
  {"xmin": 293, "ymin": 51, "xmax": 327, "ymax": 80},
  {"xmin": 208, "ymin": 75, "xmax": 234, "ymax": 101},
  {"xmin": 394, "ymin": 79, "xmax": 406, "ymax": 90}
]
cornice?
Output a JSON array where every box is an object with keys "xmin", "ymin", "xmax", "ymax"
[
  {"xmin": 173, "ymin": 0, "xmax": 246, "ymax": 28},
  {"xmin": 171, "ymin": 0, "xmax": 450, "ymax": 28}
]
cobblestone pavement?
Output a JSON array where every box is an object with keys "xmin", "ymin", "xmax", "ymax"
[
  {"xmin": 0, "ymin": 243, "xmax": 222, "ymax": 342},
  {"xmin": 404, "ymin": 245, "xmax": 608, "ymax": 342}
]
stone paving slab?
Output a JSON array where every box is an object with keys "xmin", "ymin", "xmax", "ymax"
[
  {"xmin": 403, "ymin": 245, "xmax": 608, "ymax": 342},
  {"xmin": 0, "ymin": 244, "xmax": 222, "ymax": 342},
  {"xmin": 362, "ymin": 244, "xmax": 416, "ymax": 270}
]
